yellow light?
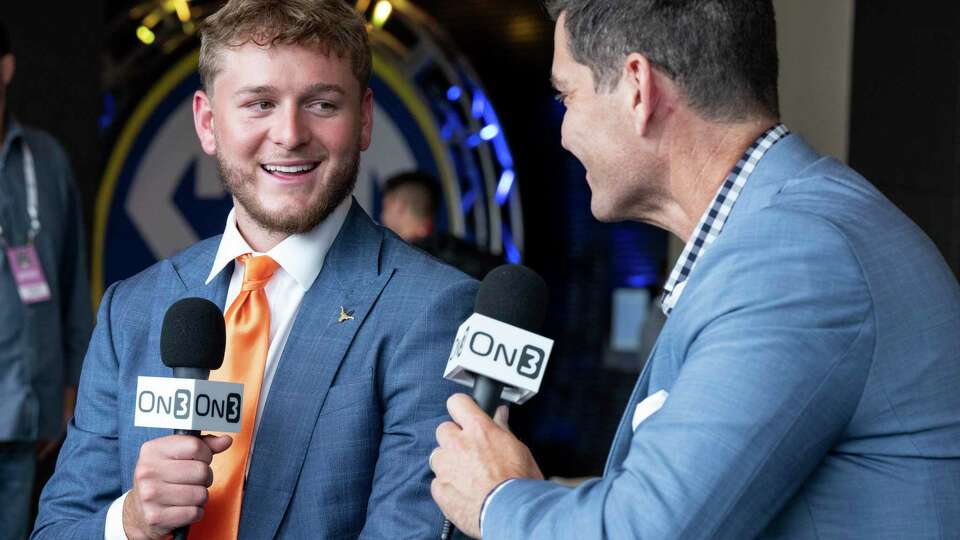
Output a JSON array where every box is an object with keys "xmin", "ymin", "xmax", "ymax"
[
  {"xmin": 173, "ymin": 0, "xmax": 191, "ymax": 23},
  {"xmin": 371, "ymin": 0, "xmax": 392, "ymax": 28},
  {"xmin": 143, "ymin": 12, "xmax": 161, "ymax": 28},
  {"xmin": 136, "ymin": 25, "xmax": 156, "ymax": 45}
]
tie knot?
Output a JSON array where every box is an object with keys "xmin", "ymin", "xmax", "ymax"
[{"xmin": 237, "ymin": 254, "xmax": 278, "ymax": 291}]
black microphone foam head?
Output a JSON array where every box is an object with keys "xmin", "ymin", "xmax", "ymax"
[
  {"xmin": 475, "ymin": 264, "xmax": 548, "ymax": 333},
  {"xmin": 160, "ymin": 297, "xmax": 226, "ymax": 370}
]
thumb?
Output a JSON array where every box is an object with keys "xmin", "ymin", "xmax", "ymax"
[
  {"xmin": 493, "ymin": 404, "xmax": 510, "ymax": 430},
  {"xmin": 203, "ymin": 434, "xmax": 233, "ymax": 454}
]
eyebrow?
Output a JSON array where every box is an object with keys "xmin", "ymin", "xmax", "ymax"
[
  {"xmin": 234, "ymin": 83, "xmax": 347, "ymax": 98},
  {"xmin": 550, "ymin": 75, "xmax": 567, "ymax": 91}
]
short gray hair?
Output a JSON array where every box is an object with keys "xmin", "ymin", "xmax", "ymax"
[{"xmin": 546, "ymin": 0, "xmax": 780, "ymax": 121}]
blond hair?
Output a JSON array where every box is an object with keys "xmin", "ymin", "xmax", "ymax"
[{"xmin": 199, "ymin": 0, "xmax": 371, "ymax": 93}]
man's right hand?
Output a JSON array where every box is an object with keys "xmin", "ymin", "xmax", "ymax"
[{"xmin": 122, "ymin": 434, "xmax": 232, "ymax": 540}]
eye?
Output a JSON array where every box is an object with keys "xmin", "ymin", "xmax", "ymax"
[
  {"xmin": 247, "ymin": 100, "xmax": 274, "ymax": 112},
  {"xmin": 553, "ymin": 92, "xmax": 568, "ymax": 105},
  {"xmin": 308, "ymin": 100, "xmax": 338, "ymax": 113}
]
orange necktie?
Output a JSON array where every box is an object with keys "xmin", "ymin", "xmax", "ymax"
[{"xmin": 190, "ymin": 254, "xmax": 278, "ymax": 540}]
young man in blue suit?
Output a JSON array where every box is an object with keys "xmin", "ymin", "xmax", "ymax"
[
  {"xmin": 431, "ymin": 1, "xmax": 960, "ymax": 538},
  {"xmin": 32, "ymin": 1, "xmax": 475, "ymax": 538}
]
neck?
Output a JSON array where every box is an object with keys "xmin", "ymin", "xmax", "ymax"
[
  {"xmin": 645, "ymin": 114, "xmax": 777, "ymax": 241},
  {"xmin": 234, "ymin": 205, "xmax": 290, "ymax": 252}
]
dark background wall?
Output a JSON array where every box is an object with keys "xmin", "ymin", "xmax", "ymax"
[
  {"xmin": 2, "ymin": 3, "xmax": 104, "ymax": 229},
  {"xmin": 849, "ymin": 2, "xmax": 960, "ymax": 275}
]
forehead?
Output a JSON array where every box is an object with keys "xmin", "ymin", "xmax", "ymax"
[
  {"xmin": 214, "ymin": 42, "xmax": 358, "ymax": 93},
  {"xmin": 550, "ymin": 14, "xmax": 589, "ymax": 90}
]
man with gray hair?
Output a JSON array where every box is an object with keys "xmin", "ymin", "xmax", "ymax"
[{"xmin": 430, "ymin": 1, "xmax": 960, "ymax": 538}]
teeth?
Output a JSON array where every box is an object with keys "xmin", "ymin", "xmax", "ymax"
[{"xmin": 264, "ymin": 163, "xmax": 316, "ymax": 173}]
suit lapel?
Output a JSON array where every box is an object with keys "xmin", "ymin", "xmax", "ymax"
[
  {"xmin": 168, "ymin": 236, "xmax": 231, "ymax": 312},
  {"xmin": 239, "ymin": 202, "xmax": 392, "ymax": 539},
  {"xmin": 127, "ymin": 238, "xmax": 230, "ymax": 459}
]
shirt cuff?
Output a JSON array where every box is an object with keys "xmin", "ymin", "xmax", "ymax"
[
  {"xmin": 479, "ymin": 478, "xmax": 515, "ymax": 537},
  {"xmin": 104, "ymin": 491, "xmax": 130, "ymax": 540}
]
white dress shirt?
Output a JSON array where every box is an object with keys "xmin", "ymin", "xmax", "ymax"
[{"xmin": 104, "ymin": 199, "xmax": 350, "ymax": 539}]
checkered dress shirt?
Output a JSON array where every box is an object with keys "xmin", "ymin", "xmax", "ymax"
[{"xmin": 660, "ymin": 123, "xmax": 789, "ymax": 316}]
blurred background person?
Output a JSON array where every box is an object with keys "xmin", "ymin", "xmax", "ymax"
[
  {"xmin": 380, "ymin": 171, "xmax": 501, "ymax": 279},
  {"xmin": 0, "ymin": 18, "xmax": 92, "ymax": 540}
]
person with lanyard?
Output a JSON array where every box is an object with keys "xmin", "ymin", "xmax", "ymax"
[
  {"xmin": 0, "ymin": 18, "xmax": 93, "ymax": 540},
  {"xmin": 430, "ymin": 1, "xmax": 960, "ymax": 538}
]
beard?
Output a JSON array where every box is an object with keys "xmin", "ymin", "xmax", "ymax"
[{"xmin": 217, "ymin": 149, "xmax": 360, "ymax": 235}]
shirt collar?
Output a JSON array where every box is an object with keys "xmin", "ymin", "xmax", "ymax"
[
  {"xmin": 205, "ymin": 196, "xmax": 352, "ymax": 289},
  {"xmin": 659, "ymin": 123, "xmax": 789, "ymax": 316}
]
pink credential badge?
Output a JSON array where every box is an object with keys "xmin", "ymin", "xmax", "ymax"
[{"xmin": 5, "ymin": 244, "xmax": 51, "ymax": 304}]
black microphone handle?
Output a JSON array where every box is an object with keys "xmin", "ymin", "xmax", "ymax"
[
  {"xmin": 437, "ymin": 377, "xmax": 507, "ymax": 540},
  {"xmin": 171, "ymin": 427, "xmax": 201, "ymax": 540},
  {"xmin": 471, "ymin": 375, "xmax": 504, "ymax": 417},
  {"xmin": 170, "ymin": 367, "xmax": 208, "ymax": 540}
]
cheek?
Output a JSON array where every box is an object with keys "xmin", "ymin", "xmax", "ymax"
[
  {"xmin": 216, "ymin": 118, "xmax": 263, "ymax": 160},
  {"xmin": 324, "ymin": 121, "xmax": 361, "ymax": 152}
]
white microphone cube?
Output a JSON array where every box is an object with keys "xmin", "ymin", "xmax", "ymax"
[
  {"xmin": 443, "ymin": 313, "xmax": 554, "ymax": 404},
  {"xmin": 134, "ymin": 376, "xmax": 244, "ymax": 432}
]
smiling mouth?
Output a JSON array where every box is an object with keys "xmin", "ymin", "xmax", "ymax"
[{"xmin": 260, "ymin": 162, "xmax": 320, "ymax": 177}]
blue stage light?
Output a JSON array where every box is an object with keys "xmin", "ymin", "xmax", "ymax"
[
  {"xmin": 446, "ymin": 85, "xmax": 462, "ymax": 101},
  {"xmin": 472, "ymin": 90, "xmax": 486, "ymax": 118},
  {"xmin": 495, "ymin": 170, "xmax": 515, "ymax": 205},
  {"xmin": 461, "ymin": 188, "xmax": 477, "ymax": 214},
  {"xmin": 479, "ymin": 124, "xmax": 500, "ymax": 140},
  {"xmin": 502, "ymin": 225, "xmax": 521, "ymax": 264}
]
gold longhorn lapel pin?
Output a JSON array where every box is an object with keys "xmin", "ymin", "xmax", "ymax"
[{"xmin": 338, "ymin": 306, "xmax": 355, "ymax": 323}]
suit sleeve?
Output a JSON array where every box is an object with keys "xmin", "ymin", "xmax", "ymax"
[
  {"xmin": 359, "ymin": 275, "xmax": 478, "ymax": 539},
  {"xmin": 32, "ymin": 282, "xmax": 124, "ymax": 539},
  {"xmin": 483, "ymin": 208, "xmax": 876, "ymax": 539}
]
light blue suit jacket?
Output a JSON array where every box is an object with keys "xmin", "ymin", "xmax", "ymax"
[
  {"xmin": 484, "ymin": 135, "xmax": 960, "ymax": 539},
  {"xmin": 32, "ymin": 201, "xmax": 477, "ymax": 539}
]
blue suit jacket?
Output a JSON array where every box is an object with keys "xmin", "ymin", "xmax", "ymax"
[
  {"xmin": 32, "ymin": 201, "xmax": 477, "ymax": 539},
  {"xmin": 484, "ymin": 135, "xmax": 960, "ymax": 539}
]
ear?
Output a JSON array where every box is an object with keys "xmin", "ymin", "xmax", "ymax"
[
  {"xmin": 359, "ymin": 87, "xmax": 373, "ymax": 151},
  {"xmin": 193, "ymin": 89, "xmax": 217, "ymax": 156},
  {"xmin": 623, "ymin": 53, "xmax": 658, "ymax": 137},
  {"xmin": 1, "ymin": 54, "xmax": 15, "ymax": 86}
]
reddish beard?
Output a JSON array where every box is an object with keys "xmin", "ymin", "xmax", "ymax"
[{"xmin": 217, "ymin": 150, "xmax": 360, "ymax": 235}]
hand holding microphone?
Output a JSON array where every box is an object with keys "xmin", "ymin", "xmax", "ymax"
[
  {"xmin": 431, "ymin": 394, "xmax": 545, "ymax": 538},
  {"xmin": 122, "ymin": 298, "xmax": 234, "ymax": 540},
  {"xmin": 430, "ymin": 265, "xmax": 552, "ymax": 538}
]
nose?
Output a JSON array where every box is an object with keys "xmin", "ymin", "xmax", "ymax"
[
  {"xmin": 559, "ymin": 114, "xmax": 571, "ymax": 152},
  {"xmin": 271, "ymin": 103, "xmax": 310, "ymax": 149}
]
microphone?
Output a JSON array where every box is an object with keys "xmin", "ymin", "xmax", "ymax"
[
  {"xmin": 160, "ymin": 297, "xmax": 227, "ymax": 434},
  {"xmin": 158, "ymin": 298, "xmax": 226, "ymax": 540},
  {"xmin": 445, "ymin": 264, "xmax": 553, "ymax": 415},
  {"xmin": 440, "ymin": 265, "xmax": 552, "ymax": 539},
  {"xmin": 134, "ymin": 299, "xmax": 240, "ymax": 434}
]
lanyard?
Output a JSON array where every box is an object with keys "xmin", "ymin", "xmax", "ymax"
[{"xmin": 0, "ymin": 142, "xmax": 40, "ymax": 246}]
